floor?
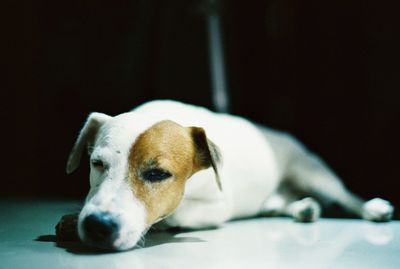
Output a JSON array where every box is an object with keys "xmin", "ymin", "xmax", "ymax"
[{"xmin": 1, "ymin": 199, "xmax": 399, "ymax": 269}]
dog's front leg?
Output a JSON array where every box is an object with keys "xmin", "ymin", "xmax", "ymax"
[{"xmin": 164, "ymin": 198, "xmax": 231, "ymax": 229}]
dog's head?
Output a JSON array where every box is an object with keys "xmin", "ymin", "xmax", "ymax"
[{"xmin": 66, "ymin": 112, "xmax": 221, "ymax": 250}]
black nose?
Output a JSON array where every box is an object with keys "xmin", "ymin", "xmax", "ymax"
[{"xmin": 83, "ymin": 212, "xmax": 119, "ymax": 246}]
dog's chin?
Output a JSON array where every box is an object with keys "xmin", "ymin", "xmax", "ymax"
[{"xmin": 111, "ymin": 232, "xmax": 144, "ymax": 251}]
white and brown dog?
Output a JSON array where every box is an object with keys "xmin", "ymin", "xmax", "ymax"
[{"xmin": 66, "ymin": 100, "xmax": 394, "ymax": 250}]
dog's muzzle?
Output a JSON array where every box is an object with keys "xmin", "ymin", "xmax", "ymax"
[{"xmin": 83, "ymin": 212, "xmax": 120, "ymax": 250}]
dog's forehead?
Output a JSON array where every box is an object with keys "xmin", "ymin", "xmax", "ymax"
[
  {"xmin": 94, "ymin": 112, "xmax": 158, "ymax": 152},
  {"xmin": 135, "ymin": 121, "xmax": 190, "ymax": 146},
  {"xmin": 129, "ymin": 120, "xmax": 193, "ymax": 161}
]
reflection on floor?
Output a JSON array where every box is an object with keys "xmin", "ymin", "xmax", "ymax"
[{"xmin": 1, "ymin": 199, "xmax": 399, "ymax": 269}]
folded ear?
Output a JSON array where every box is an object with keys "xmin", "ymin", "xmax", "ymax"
[
  {"xmin": 66, "ymin": 112, "xmax": 112, "ymax": 174},
  {"xmin": 190, "ymin": 127, "xmax": 222, "ymax": 191}
]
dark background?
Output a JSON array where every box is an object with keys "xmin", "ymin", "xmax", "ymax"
[{"xmin": 6, "ymin": 1, "xmax": 400, "ymax": 217}]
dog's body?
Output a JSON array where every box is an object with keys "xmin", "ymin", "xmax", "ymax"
[{"xmin": 66, "ymin": 100, "xmax": 393, "ymax": 250}]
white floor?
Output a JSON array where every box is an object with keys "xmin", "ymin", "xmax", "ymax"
[{"xmin": 1, "ymin": 199, "xmax": 399, "ymax": 269}]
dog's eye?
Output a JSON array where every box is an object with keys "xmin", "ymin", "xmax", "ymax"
[
  {"xmin": 91, "ymin": 159, "xmax": 105, "ymax": 171},
  {"xmin": 141, "ymin": 169, "xmax": 172, "ymax": 182}
]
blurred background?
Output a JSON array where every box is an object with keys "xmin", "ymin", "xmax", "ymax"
[{"xmin": 5, "ymin": 0, "xmax": 399, "ymax": 216}]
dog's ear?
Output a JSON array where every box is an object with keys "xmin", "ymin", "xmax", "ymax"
[
  {"xmin": 66, "ymin": 112, "xmax": 112, "ymax": 174},
  {"xmin": 190, "ymin": 127, "xmax": 222, "ymax": 191}
]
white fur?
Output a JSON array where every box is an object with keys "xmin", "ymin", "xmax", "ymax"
[
  {"xmin": 68, "ymin": 100, "xmax": 394, "ymax": 250},
  {"xmin": 362, "ymin": 198, "xmax": 394, "ymax": 222}
]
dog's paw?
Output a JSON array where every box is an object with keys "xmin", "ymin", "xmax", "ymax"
[
  {"xmin": 289, "ymin": 197, "xmax": 321, "ymax": 223},
  {"xmin": 362, "ymin": 198, "xmax": 394, "ymax": 222},
  {"xmin": 55, "ymin": 213, "xmax": 79, "ymax": 241}
]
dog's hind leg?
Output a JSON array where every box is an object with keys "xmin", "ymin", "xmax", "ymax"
[
  {"xmin": 285, "ymin": 148, "xmax": 394, "ymax": 222},
  {"xmin": 259, "ymin": 126, "xmax": 393, "ymax": 222}
]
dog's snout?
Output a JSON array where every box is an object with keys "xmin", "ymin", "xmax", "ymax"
[{"xmin": 83, "ymin": 212, "xmax": 119, "ymax": 247}]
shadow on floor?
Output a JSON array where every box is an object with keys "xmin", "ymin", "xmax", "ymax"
[{"xmin": 35, "ymin": 229, "xmax": 205, "ymax": 255}]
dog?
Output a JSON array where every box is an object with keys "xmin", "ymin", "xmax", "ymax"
[{"xmin": 65, "ymin": 100, "xmax": 394, "ymax": 251}]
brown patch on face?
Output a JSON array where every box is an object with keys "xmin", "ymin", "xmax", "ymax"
[{"xmin": 128, "ymin": 120, "xmax": 196, "ymax": 226}]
